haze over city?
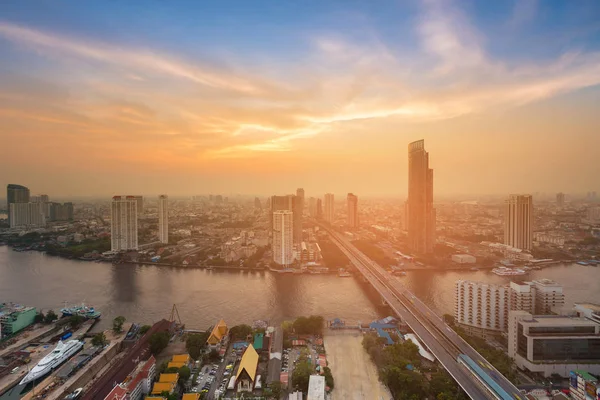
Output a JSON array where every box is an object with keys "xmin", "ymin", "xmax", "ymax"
[{"xmin": 1, "ymin": 1, "xmax": 599, "ymax": 196}]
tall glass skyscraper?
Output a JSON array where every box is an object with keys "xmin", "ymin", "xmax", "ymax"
[{"xmin": 407, "ymin": 140, "xmax": 435, "ymax": 254}]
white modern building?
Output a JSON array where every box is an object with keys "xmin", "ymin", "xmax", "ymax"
[
  {"xmin": 307, "ymin": 374, "xmax": 325, "ymax": 400},
  {"xmin": 158, "ymin": 195, "xmax": 168, "ymax": 244},
  {"xmin": 9, "ymin": 202, "xmax": 46, "ymax": 229},
  {"xmin": 508, "ymin": 311, "xmax": 600, "ymax": 377},
  {"xmin": 509, "ymin": 279, "xmax": 564, "ymax": 315},
  {"xmin": 324, "ymin": 193, "xmax": 334, "ymax": 223},
  {"xmin": 272, "ymin": 210, "xmax": 293, "ymax": 266},
  {"xmin": 111, "ymin": 196, "xmax": 138, "ymax": 251},
  {"xmin": 504, "ymin": 194, "xmax": 533, "ymax": 251},
  {"xmin": 133, "ymin": 195, "xmax": 144, "ymax": 216},
  {"xmin": 455, "ymin": 280, "xmax": 510, "ymax": 337},
  {"xmin": 452, "ymin": 254, "xmax": 476, "ymax": 264}
]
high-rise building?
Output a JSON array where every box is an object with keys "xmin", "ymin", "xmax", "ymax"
[
  {"xmin": 324, "ymin": 193, "xmax": 334, "ymax": 223},
  {"xmin": 270, "ymin": 195, "xmax": 302, "ymax": 244},
  {"xmin": 504, "ymin": 194, "xmax": 533, "ymax": 251},
  {"xmin": 556, "ymin": 192, "xmax": 565, "ymax": 207},
  {"xmin": 508, "ymin": 310, "xmax": 600, "ymax": 378},
  {"xmin": 296, "ymin": 188, "xmax": 305, "ymax": 212},
  {"xmin": 48, "ymin": 202, "xmax": 74, "ymax": 221},
  {"xmin": 254, "ymin": 197, "xmax": 262, "ymax": 210},
  {"xmin": 347, "ymin": 193, "xmax": 358, "ymax": 229},
  {"xmin": 455, "ymin": 280, "xmax": 510, "ymax": 338},
  {"xmin": 272, "ymin": 210, "xmax": 293, "ymax": 266},
  {"xmin": 407, "ymin": 140, "xmax": 435, "ymax": 254},
  {"xmin": 316, "ymin": 199, "xmax": 323, "ymax": 219},
  {"xmin": 308, "ymin": 197, "xmax": 317, "ymax": 217},
  {"xmin": 31, "ymin": 194, "xmax": 49, "ymax": 203},
  {"xmin": 133, "ymin": 195, "xmax": 144, "ymax": 216},
  {"xmin": 9, "ymin": 202, "xmax": 46, "ymax": 229},
  {"xmin": 111, "ymin": 196, "xmax": 138, "ymax": 251},
  {"xmin": 158, "ymin": 195, "xmax": 168, "ymax": 244},
  {"xmin": 6, "ymin": 184, "xmax": 30, "ymax": 226}
]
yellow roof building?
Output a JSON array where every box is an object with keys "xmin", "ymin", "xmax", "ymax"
[
  {"xmin": 207, "ymin": 319, "xmax": 228, "ymax": 345},
  {"xmin": 182, "ymin": 394, "xmax": 200, "ymax": 400},
  {"xmin": 151, "ymin": 382, "xmax": 175, "ymax": 395},
  {"xmin": 172, "ymin": 354, "xmax": 190, "ymax": 364},
  {"xmin": 167, "ymin": 361, "xmax": 185, "ymax": 369},
  {"xmin": 158, "ymin": 373, "xmax": 179, "ymax": 383},
  {"xmin": 235, "ymin": 344, "xmax": 259, "ymax": 383},
  {"xmin": 145, "ymin": 397, "xmax": 166, "ymax": 400}
]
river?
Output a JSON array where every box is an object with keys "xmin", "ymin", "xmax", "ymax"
[{"xmin": 1, "ymin": 246, "xmax": 599, "ymax": 331}]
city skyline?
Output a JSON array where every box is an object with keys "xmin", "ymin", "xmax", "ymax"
[{"xmin": 1, "ymin": 1, "xmax": 599, "ymax": 196}]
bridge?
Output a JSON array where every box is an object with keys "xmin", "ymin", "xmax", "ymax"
[{"xmin": 323, "ymin": 226, "xmax": 525, "ymax": 400}]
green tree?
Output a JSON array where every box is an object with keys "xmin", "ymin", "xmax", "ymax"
[
  {"xmin": 113, "ymin": 316, "xmax": 126, "ymax": 333},
  {"xmin": 44, "ymin": 310, "xmax": 58, "ymax": 323},
  {"xmin": 149, "ymin": 331, "xmax": 170, "ymax": 355},
  {"xmin": 69, "ymin": 315, "xmax": 85, "ymax": 329},
  {"xmin": 292, "ymin": 360, "xmax": 313, "ymax": 392},
  {"xmin": 208, "ymin": 349, "xmax": 220, "ymax": 361},
  {"xmin": 178, "ymin": 365, "xmax": 191, "ymax": 382},
  {"xmin": 34, "ymin": 311, "xmax": 45, "ymax": 324},
  {"xmin": 229, "ymin": 324, "xmax": 252, "ymax": 340},
  {"xmin": 186, "ymin": 332, "xmax": 209, "ymax": 360},
  {"xmin": 323, "ymin": 366, "xmax": 334, "ymax": 390},
  {"xmin": 91, "ymin": 332, "xmax": 108, "ymax": 347},
  {"xmin": 266, "ymin": 381, "xmax": 283, "ymax": 399},
  {"xmin": 139, "ymin": 325, "xmax": 151, "ymax": 335},
  {"xmin": 166, "ymin": 367, "xmax": 180, "ymax": 373}
]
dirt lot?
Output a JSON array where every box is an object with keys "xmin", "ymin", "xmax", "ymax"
[{"xmin": 324, "ymin": 330, "xmax": 392, "ymax": 400}]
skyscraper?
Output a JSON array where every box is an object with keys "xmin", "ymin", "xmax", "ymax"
[
  {"xmin": 6, "ymin": 184, "xmax": 30, "ymax": 226},
  {"xmin": 111, "ymin": 196, "xmax": 138, "ymax": 251},
  {"xmin": 556, "ymin": 192, "xmax": 565, "ymax": 207},
  {"xmin": 133, "ymin": 195, "xmax": 144, "ymax": 216},
  {"xmin": 270, "ymin": 194, "xmax": 302, "ymax": 244},
  {"xmin": 272, "ymin": 210, "xmax": 293, "ymax": 266},
  {"xmin": 347, "ymin": 193, "xmax": 358, "ymax": 228},
  {"xmin": 308, "ymin": 197, "xmax": 317, "ymax": 217},
  {"xmin": 254, "ymin": 197, "xmax": 262, "ymax": 210},
  {"xmin": 504, "ymin": 194, "xmax": 533, "ymax": 251},
  {"xmin": 296, "ymin": 188, "xmax": 305, "ymax": 212},
  {"xmin": 324, "ymin": 193, "xmax": 334, "ymax": 223},
  {"xmin": 9, "ymin": 202, "xmax": 46, "ymax": 229},
  {"xmin": 407, "ymin": 140, "xmax": 436, "ymax": 254},
  {"xmin": 158, "ymin": 195, "xmax": 169, "ymax": 244},
  {"xmin": 316, "ymin": 199, "xmax": 323, "ymax": 219}
]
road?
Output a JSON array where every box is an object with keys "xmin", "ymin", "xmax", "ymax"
[{"xmin": 324, "ymin": 227, "xmax": 525, "ymax": 400}]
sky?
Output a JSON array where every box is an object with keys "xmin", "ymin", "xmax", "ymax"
[{"xmin": 0, "ymin": 0, "xmax": 599, "ymax": 198}]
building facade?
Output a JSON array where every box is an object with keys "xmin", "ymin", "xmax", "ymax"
[
  {"xmin": 9, "ymin": 202, "xmax": 46, "ymax": 229},
  {"xmin": 324, "ymin": 193, "xmax": 334, "ymax": 223},
  {"xmin": 509, "ymin": 279, "xmax": 564, "ymax": 315},
  {"xmin": 504, "ymin": 194, "xmax": 533, "ymax": 251},
  {"xmin": 407, "ymin": 140, "xmax": 435, "ymax": 254},
  {"xmin": 316, "ymin": 198, "xmax": 323, "ymax": 219},
  {"xmin": 158, "ymin": 195, "xmax": 169, "ymax": 244},
  {"xmin": 508, "ymin": 311, "xmax": 600, "ymax": 377},
  {"xmin": 347, "ymin": 193, "xmax": 358, "ymax": 229},
  {"xmin": 48, "ymin": 202, "xmax": 74, "ymax": 221},
  {"xmin": 455, "ymin": 280, "xmax": 510, "ymax": 337},
  {"xmin": 272, "ymin": 210, "xmax": 293, "ymax": 266},
  {"xmin": 308, "ymin": 197, "xmax": 317, "ymax": 217},
  {"xmin": 111, "ymin": 196, "xmax": 138, "ymax": 251}
]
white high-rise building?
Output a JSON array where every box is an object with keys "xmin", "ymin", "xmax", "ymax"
[
  {"xmin": 158, "ymin": 195, "xmax": 168, "ymax": 244},
  {"xmin": 272, "ymin": 210, "xmax": 293, "ymax": 266},
  {"xmin": 504, "ymin": 194, "xmax": 533, "ymax": 251},
  {"xmin": 510, "ymin": 279, "xmax": 564, "ymax": 315},
  {"xmin": 8, "ymin": 202, "xmax": 46, "ymax": 229},
  {"xmin": 324, "ymin": 193, "xmax": 334, "ymax": 223},
  {"xmin": 111, "ymin": 196, "xmax": 138, "ymax": 251},
  {"xmin": 455, "ymin": 280, "xmax": 510, "ymax": 337}
]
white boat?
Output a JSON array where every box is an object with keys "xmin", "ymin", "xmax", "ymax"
[
  {"xmin": 64, "ymin": 388, "xmax": 83, "ymax": 400},
  {"xmin": 492, "ymin": 266, "xmax": 526, "ymax": 276},
  {"xmin": 20, "ymin": 340, "xmax": 83, "ymax": 385}
]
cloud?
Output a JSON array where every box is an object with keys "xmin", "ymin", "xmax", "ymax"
[{"xmin": 508, "ymin": 0, "xmax": 538, "ymax": 30}]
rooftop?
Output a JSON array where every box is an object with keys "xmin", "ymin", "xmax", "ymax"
[
  {"xmin": 575, "ymin": 303, "xmax": 600, "ymax": 312},
  {"xmin": 521, "ymin": 315, "xmax": 599, "ymax": 327},
  {"xmin": 236, "ymin": 344, "xmax": 259, "ymax": 382},
  {"xmin": 307, "ymin": 375, "xmax": 325, "ymax": 400}
]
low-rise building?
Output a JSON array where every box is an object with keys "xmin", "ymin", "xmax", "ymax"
[
  {"xmin": 569, "ymin": 370, "xmax": 599, "ymax": 400},
  {"xmin": 508, "ymin": 311, "xmax": 600, "ymax": 377},
  {"xmin": 0, "ymin": 303, "xmax": 37, "ymax": 339},
  {"xmin": 574, "ymin": 303, "xmax": 600, "ymax": 324},
  {"xmin": 307, "ymin": 375, "xmax": 326, "ymax": 400},
  {"xmin": 104, "ymin": 356, "xmax": 156, "ymax": 400},
  {"xmin": 235, "ymin": 344, "xmax": 259, "ymax": 392},
  {"xmin": 207, "ymin": 319, "xmax": 228, "ymax": 350}
]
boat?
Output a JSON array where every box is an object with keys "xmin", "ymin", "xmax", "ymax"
[
  {"xmin": 64, "ymin": 388, "xmax": 83, "ymax": 400},
  {"xmin": 61, "ymin": 303, "xmax": 102, "ymax": 319},
  {"xmin": 20, "ymin": 340, "xmax": 84, "ymax": 385},
  {"xmin": 492, "ymin": 266, "xmax": 527, "ymax": 276},
  {"xmin": 577, "ymin": 261, "xmax": 589, "ymax": 266}
]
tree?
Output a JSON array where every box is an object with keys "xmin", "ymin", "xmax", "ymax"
[
  {"xmin": 166, "ymin": 367, "xmax": 180, "ymax": 373},
  {"xmin": 267, "ymin": 381, "xmax": 283, "ymax": 399},
  {"xmin": 208, "ymin": 349, "xmax": 220, "ymax": 361},
  {"xmin": 186, "ymin": 332, "xmax": 209, "ymax": 360},
  {"xmin": 113, "ymin": 316, "xmax": 126, "ymax": 333},
  {"xmin": 34, "ymin": 311, "xmax": 45, "ymax": 324},
  {"xmin": 149, "ymin": 331, "xmax": 170, "ymax": 355},
  {"xmin": 139, "ymin": 325, "xmax": 151, "ymax": 335},
  {"xmin": 91, "ymin": 332, "xmax": 108, "ymax": 347},
  {"xmin": 44, "ymin": 310, "xmax": 58, "ymax": 323},
  {"xmin": 323, "ymin": 366, "xmax": 334, "ymax": 390},
  {"xmin": 229, "ymin": 324, "xmax": 252, "ymax": 341},
  {"xmin": 178, "ymin": 365, "xmax": 191, "ymax": 381},
  {"xmin": 69, "ymin": 315, "xmax": 85, "ymax": 329},
  {"xmin": 292, "ymin": 360, "xmax": 312, "ymax": 392}
]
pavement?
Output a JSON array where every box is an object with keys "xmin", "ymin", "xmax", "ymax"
[{"xmin": 324, "ymin": 331, "xmax": 392, "ymax": 400}]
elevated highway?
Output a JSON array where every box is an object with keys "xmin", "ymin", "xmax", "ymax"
[{"xmin": 323, "ymin": 227, "xmax": 524, "ymax": 400}]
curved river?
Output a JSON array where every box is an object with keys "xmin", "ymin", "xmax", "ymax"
[{"xmin": 1, "ymin": 246, "xmax": 599, "ymax": 330}]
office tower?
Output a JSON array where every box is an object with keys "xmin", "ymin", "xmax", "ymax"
[
  {"xmin": 508, "ymin": 310, "xmax": 600, "ymax": 378},
  {"xmin": 308, "ymin": 197, "xmax": 317, "ymax": 217},
  {"xmin": 133, "ymin": 195, "xmax": 144, "ymax": 216},
  {"xmin": 556, "ymin": 192, "xmax": 565, "ymax": 207},
  {"xmin": 111, "ymin": 196, "xmax": 138, "ymax": 251},
  {"xmin": 324, "ymin": 193, "xmax": 334, "ymax": 223},
  {"xmin": 158, "ymin": 195, "xmax": 168, "ymax": 244},
  {"xmin": 270, "ymin": 194, "xmax": 302, "ymax": 244},
  {"xmin": 9, "ymin": 202, "xmax": 46, "ymax": 229},
  {"xmin": 347, "ymin": 193, "xmax": 358, "ymax": 229},
  {"xmin": 272, "ymin": 210, "xmax": 293, "ymax": 266},
  {"xmin": 316, "ymin": 199, "xmax": 323, "ymax": 219},
  {"xmin": 504, "ymin": 194, "xmax": 533, "ymax": 251},
  {"xmin": 455, "ymin": 280, "xmax": 510, "ymax": 337},
  {"xmin": 296, "ymin": 188, "xmax": 305, "ymax": 212},
  {"xmin": 407, "ymin": 140, "xmax": 436, "ymax": 254},
  {"xmin": 254, "ymin": 197, "xmax": 262, "ymax": 210},
  {"xmin": 6, "ymin": 184, "xmax": 30, "ymax": 226}
]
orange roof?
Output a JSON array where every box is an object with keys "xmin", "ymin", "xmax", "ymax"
[
  {"xmin": 181, "ymin": 394, "xmax": 200, "ymax": 400},
  {"xmin": 207, "ymin": 319, "xmax": 228, "ymax": 344},
  {"xmin": 158, "ymin": 373, "xmax": 179, "ymax": 383},
  {"xmin": 151, "ymin": 382, "xmax": 174, "ymax": 395},
  {"xmin": 235, "ymin": 344, "xmax": 259, "ymax": 382},
  {"xmin": 167, "ymin": 361, "xmax": 185, "ymax": 369},
  {"xmin": 171, "ymin": 354, "xmax": 190, "ymax": 363}
]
